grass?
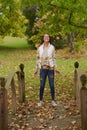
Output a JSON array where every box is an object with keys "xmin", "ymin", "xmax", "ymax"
[
  {"xmin": 0, "ymin": 37, "xmax": 87, "ymax": 101},
  {"xmin": 0, "ymin": 36, "xmax": 30, "ymax": 48}
]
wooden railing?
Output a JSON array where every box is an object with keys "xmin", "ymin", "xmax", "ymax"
[
  {"xmin": 74, "ymin": 61, "xmax": 87, "ymax": 130},
  {"xmin": 0, "ymin": 64, "xmax": 25, "ymax": 130}
]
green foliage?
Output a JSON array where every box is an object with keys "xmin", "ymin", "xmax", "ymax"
[
  {"xmin": 0, "ymin": 0, "xmax": 26, "ymax": 37},
  {"xmin": 54, "ymin": 39, "xmax": 67, "ymax": 49},
  {"xmin": 74, "ymin": 41, "xmax": 82, "ymax": 52},
  {"xmin": 23, "ymin": 0, "xmax": 87, "ymax": 48},
  {"xmin": 23, "ymin": 5, "xmax": 38, "ymax": 38},
  {"xmin": 0, "ymin": 0, "xmax": 87, "ymax": 48}
]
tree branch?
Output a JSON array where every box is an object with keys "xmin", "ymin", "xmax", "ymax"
[
  {"xmin": 50, "ymin": 4, "xmax": 69, "ymax": 11},
  {"xmin": 68, "ymin": 11, "xmax": 87, "ymax": 29},
  {"xmin": 50, "ymin": 3, "xmax": 87, "ymax": 29}
]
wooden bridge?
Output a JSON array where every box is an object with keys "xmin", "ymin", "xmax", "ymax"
[
  {"xmin": 74, "ymin": 61, "xmax": 87, "ymax": 130},
  {"xmin": 0, "ymin": 61, "xmax": 87, "ymax": 130},
  {"xmin": 0, "ymin": 64, "xmax": 25, "ymax": 130}
]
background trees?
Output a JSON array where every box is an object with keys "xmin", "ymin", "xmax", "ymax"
[
  {"xmin": 22, "ymin": 0, "xmax": 87, "ymax": 50},
  {"xmin": 0, "ymin": 0, "xmax": 87, "ymax": 50},
  {"xmin": 0, "ymin": 0, "xmax": 26, "ymax": 38}
]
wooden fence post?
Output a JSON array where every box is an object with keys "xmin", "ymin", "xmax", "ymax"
[
  {"xmin": 11, "ymin": 78, "xmax": 16, "ymax": 114},
  {"xmin": 0, "ymin": 78, "xmax": 8, "ymax": 130},
  {"xmin": 17, "ymin": 64, "xmax": 25, "ymax": 103},
  {"xmin": 74, "ymin": 61, "xmax": 85, "ymax": 110},
  {"xmin": 80, "ymin": 74, "xmax": 87, "ymax": 130},
  {"xmin": 74, "ymin": 61, "xmax": 81, "ymax": 109},
  {"xmin": 74, "ymin": 61, "xmax": 79, "ymax": 100}
]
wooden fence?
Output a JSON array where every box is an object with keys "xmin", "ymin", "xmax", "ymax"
[
  {"xmin": 74, "ymin": 61, "xmax": 87, "ymax": 130},
  {"xmin": 0, "ymin": 64, "xmax": 25, "ymax": 130}
]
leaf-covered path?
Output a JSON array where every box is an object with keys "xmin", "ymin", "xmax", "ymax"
[
  {"xmin": 8, "ymin": 99, "xmax": 81, "ymax": 130},
  {"xmin": 1, "ymin": 49, "xmax": 86, "ymax": 130}
]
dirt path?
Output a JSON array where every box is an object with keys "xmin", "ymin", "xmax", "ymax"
[{"xmin": 8, "ymin": 100, "xmax": 81, "ymax": 130}]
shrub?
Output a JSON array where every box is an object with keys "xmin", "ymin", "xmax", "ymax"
[{"xmin": 74, "ymin": 41, "xmax": 82, "ymax": 52}]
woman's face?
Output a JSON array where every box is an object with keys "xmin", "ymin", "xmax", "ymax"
[{"xmin": 43, "ymin": 34, "xmax": 50, "ymax": 42}]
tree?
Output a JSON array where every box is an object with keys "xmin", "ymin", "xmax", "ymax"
[
  {"xmin": 22, "ymin": 0, "xmax": 87, "ymax": 50},
  {"xmin": 0, "ymin": 0, "xmax": 26, "ymax": 38},
  {"xmin": 23, "ymin": 5, "xmax": 38, "ymax": 43}
]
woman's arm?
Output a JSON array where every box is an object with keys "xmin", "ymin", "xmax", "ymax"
[
  {"xmin": 53, "ymin": 47, "xmax": 60, "ymax": 74},
  {"xmin": 34, "ymin": 49, "xmax": 40, "ymax": 76}
]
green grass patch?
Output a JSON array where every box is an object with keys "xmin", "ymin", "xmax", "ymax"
[{"xmin": 0, "ymin": 36, "xmax": 30, "ymax": 49}]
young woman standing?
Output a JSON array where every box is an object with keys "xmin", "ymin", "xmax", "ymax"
[{"xmin": 34, "ymin": 34, "xmax": 60, "ymax": 107}]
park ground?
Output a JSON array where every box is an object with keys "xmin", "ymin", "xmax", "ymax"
[{"xmin": 0, "ymin": 37, "xmax": 87, "ymax": 130}]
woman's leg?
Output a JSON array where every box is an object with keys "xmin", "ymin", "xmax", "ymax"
[
  {"xmin": 48, "ymin": 70, "xmax": 57, "ymax": 106},
  {"xmin": 39, "ymin": 69, "xmax": 47, "ymax": 101},
  {"xmin": 48, "ymin": 70, "xmax": 55, "ymax": 100}
]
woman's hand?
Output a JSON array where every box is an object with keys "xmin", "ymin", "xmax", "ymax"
[
  {"xmin": 34, "ymin": 70, "xmax": 38, "ymax": 77},
  {"xmin": 55, "ymin": 69, "xmax": 60, "ymax": 74}
]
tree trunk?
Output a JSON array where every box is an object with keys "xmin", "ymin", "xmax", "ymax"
[{"xmin": 67, "ymin": 32, "xmax": 74, "ymax": 52}]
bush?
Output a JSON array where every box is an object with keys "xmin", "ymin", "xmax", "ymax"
[
  {"xmin": 53, "ymin": 39, "xmax": 67, "ymax": 49},
  {"xmin": 74, "ymin": 41, "xmax": 82, "ymax": 52}
]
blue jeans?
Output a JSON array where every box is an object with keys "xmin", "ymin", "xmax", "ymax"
[{"xmin": 40, "ymin": 68, "xmax": 55, "ymax": 101}]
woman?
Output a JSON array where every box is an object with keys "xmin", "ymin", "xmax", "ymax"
[{"xmin": 34, "ymin": 34, "xmax": 59, "ymax": 107}]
